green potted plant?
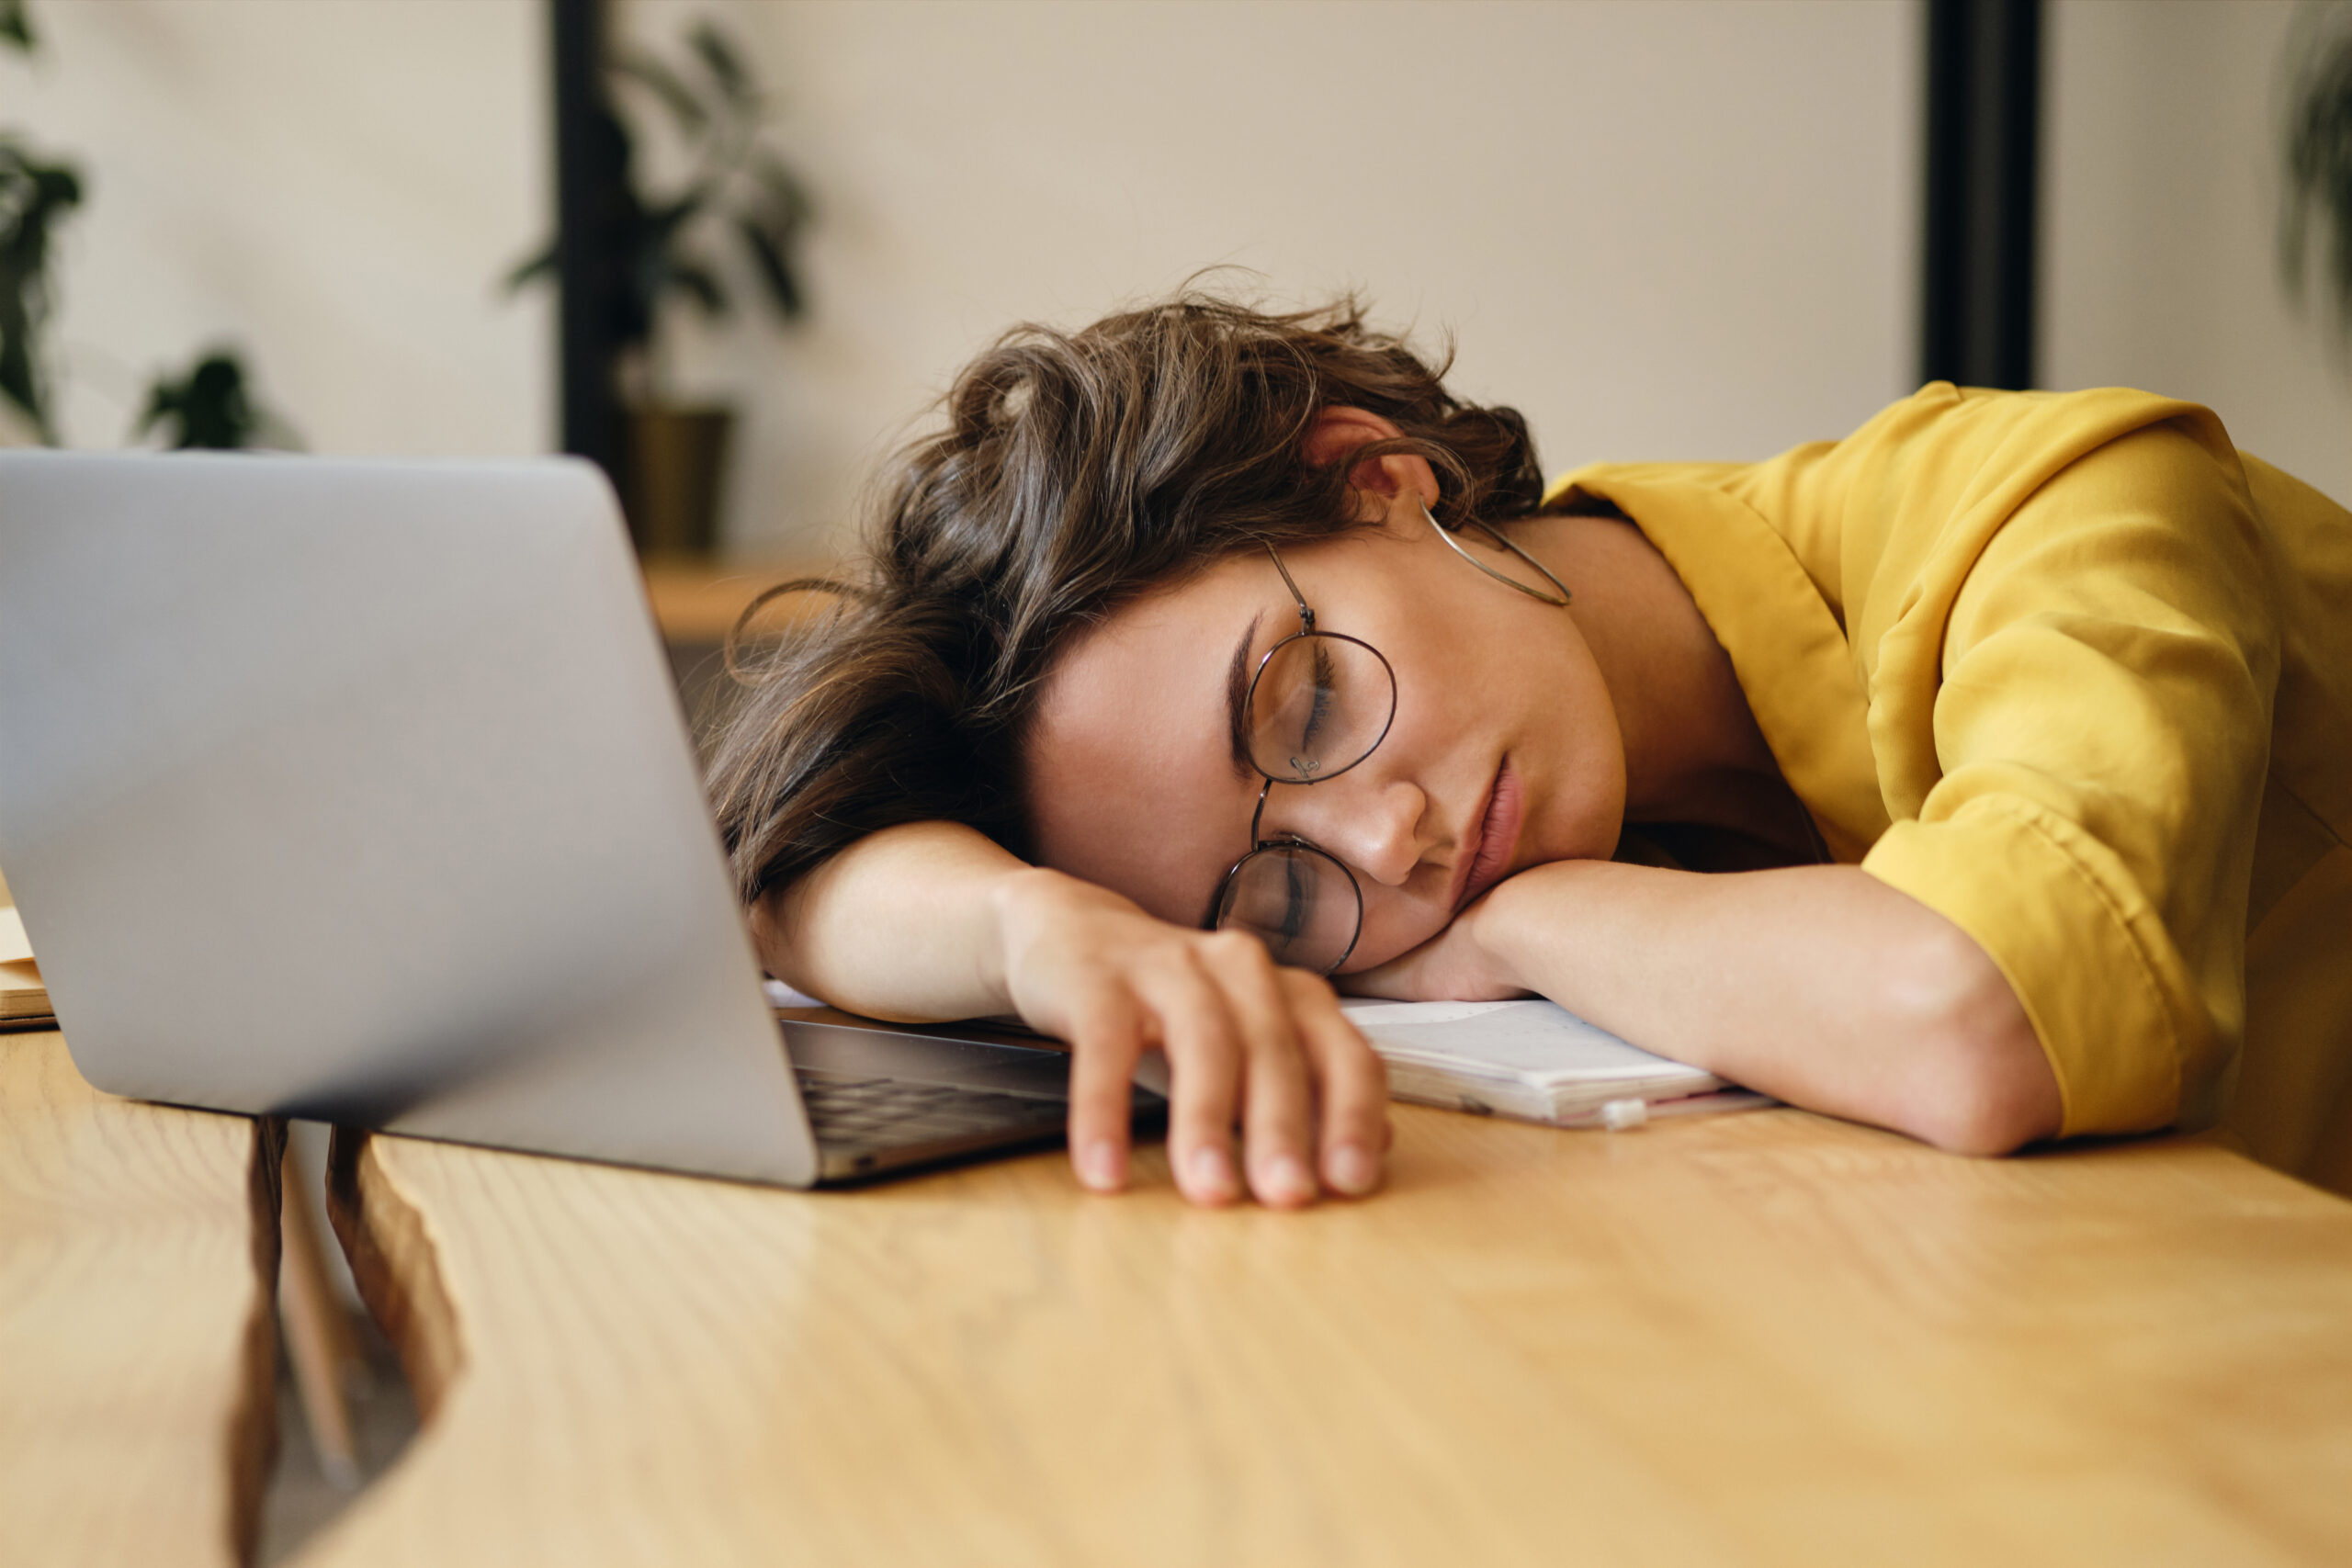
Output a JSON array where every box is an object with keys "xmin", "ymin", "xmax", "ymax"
[
  {"xmin": 0, "ymin": 3, "xmax": 83, "ymax": 446},
  {"xmin": 134, "ymin": 347, "xmax": 300, "ymax": 450},
  {"xmin": 509, "ymin": 18, "xmax": 814, "ymax": 557},
  {"xmin": 2282, "ymin": 1, "xmax": 2352, "ymax": 351}
]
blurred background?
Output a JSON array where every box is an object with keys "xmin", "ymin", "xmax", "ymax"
[{"xmin": 4, "ymin": 0, "xmax": 2347, "ymax": 574}]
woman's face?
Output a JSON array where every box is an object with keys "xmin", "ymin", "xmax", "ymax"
[{"xmin": 1023, "ymin": 504, "xmax": 1628, "ymax": 973}]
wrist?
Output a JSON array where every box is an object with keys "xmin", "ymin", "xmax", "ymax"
[
  {"xmin": 1437, "ymin": 876, "xmax": 1526, "ymax": 996},
  {"xmin": 984, "ymin": 864, "xmax": 1113, "ymax": 1005},
  {"xmin": 1466, "ymin": 858, "xmax": 1616, "ymax": 992},
  {"xmin": 983, "ymin": 865, "xmax": 1050, "ymax": 1000}
]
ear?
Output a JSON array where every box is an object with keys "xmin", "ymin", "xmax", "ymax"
[{"xmin": 1302, "ymin": 406, "xmax": 1440, "ymax": 521}]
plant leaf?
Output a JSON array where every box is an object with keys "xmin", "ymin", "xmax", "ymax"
[
  {"xmin": 131, "ymin": 381, "xmax": 175, "ymax": 441},
  {"xmin": 0, "ymin": 335, "xmax": 49, "ymax": 442},
  {"xmin": 500, "ymin": 244, "xmax": 559, "ymax": 294},
  {"xmin": 0, "ymin": 0, "xmax": 34, "ymax": 55},
  {"xmin": 748, "ymin": 153, "xmax": 816, "ymax": 227},
  {"xmin": 736, "ymin": 214, "xmax": 804, "ymax": 320},
  {"xmin": 130, "ymin": 347, "xmax": 300, "ymax": 450},
  {"xmin": 688, "ymin": 20, "xmax": 755, "ymax": 105},
  {"xmin": 0, "ymin": 136, "xmax": 83, "ymax": 442},
  {"xmin": 611, "ymin": 50, "xmax": 711, "ymax": 140},
  {"xmin": 642, "ymin": 185, "xmax": 711, "ymax": 243},
  {"xmin": 2280, "ymin": 2, "xmax": 2352, "ymax": 345},
  {"xmin": 660, "ymin": 254, "xmax": 729, "ymax": 317}
]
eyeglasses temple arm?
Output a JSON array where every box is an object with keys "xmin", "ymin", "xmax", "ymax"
[{"xmin": 1261, "ymin": 542, "xmax": 1316, "ymax": 632}]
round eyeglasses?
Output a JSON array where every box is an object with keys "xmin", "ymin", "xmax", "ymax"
[
  {"xmin": 1203, "ymin": 517, "xmax": 1570, "ymax": 975},
  {"xmin": 1204, "ymin": 546, "xmax": 1396, "ymax": 976}
]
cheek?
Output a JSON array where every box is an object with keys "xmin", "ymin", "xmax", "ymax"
[
  {"xmin": 1334, "ymin": 887, "xmax": 1454, "ymax": 973},
  {"xmin": 1026, "ymin": 778, "xmax": 1229, "ymax": 929},
  {"xmin": 1499, "ymin": 634, "xmax": 1627, "ymax": 865},
  {"xmin": 1535, "ymin": 701, "xmax": 1630, "ymax": 863}
]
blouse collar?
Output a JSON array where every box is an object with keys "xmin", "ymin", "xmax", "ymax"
[{"xmin": 1542, "ymin": 467, "xmax": 1893, "ymax": 863}]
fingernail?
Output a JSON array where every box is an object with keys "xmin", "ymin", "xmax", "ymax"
[
  {"xmin": 1264, "ymin": 1154, "xmax": 1316, "ymax": 1206},
  {"xmin": 1078, "ymin": 1139, "xmax": 1124, "ymax": 1192},
  {"xmin": 1186, "ymin": 1144, "xmax": 1237, "ymax": 1200},
  {"xmin": 1328, "ymin": 1143, "xmax": 1378, "ymax": 1196}
]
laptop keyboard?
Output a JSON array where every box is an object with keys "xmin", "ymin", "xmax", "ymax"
[{"xmin": 793, "ymin": 1068, "xmax": 1068, "ymax": 1151}]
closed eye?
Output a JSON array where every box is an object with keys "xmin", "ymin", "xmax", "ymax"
[
  {"xmin": 1300, "ymin": 639, "xmax": 1336, "ymax": 750},
  {"xmin": 1280, "ymin": 852, "xmax": 1311, "ymax": 942}
]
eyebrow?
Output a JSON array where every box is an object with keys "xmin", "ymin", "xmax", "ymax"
[{"xmin": 1226, "ymin": 610, "xmax": 1262, "ymax": 780}]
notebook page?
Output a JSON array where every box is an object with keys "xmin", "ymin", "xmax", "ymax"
[
  {"xmin": 1338, "ymin": 998, "xmax": 1715, "ymax": 1087},
  {"xmin": 1, "ymin": 908, "xmax": 48, "ymax": 1021}
]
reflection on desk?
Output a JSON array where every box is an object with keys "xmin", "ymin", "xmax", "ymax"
[
  {"xmin": 309, "ymin": 1102, "xmax": 2352, "ymax": 1566},
  {"xmin": 0, "ymin": 1031, "xmax": 280, "ymax": 1568}
]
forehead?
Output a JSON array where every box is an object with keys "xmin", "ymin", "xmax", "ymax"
[{"xmin": 1024, "ymin": 551, "xmax": 1280, "ymax": 923}]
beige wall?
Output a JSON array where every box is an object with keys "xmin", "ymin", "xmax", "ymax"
[
  {"xmin": 2045, "ymin": 0, "xmax": 2352, "ymax": 505},
  {"xmin": 2, "ymin": 0, "xmax": 551, "ymax": 457},
  {"xmin": 12, "ymin": 0, "xmax": 1922, "ymax": 555},
  {"xmin": 625, "ymin": 0, "xmax": 1924, "ymax": 557},
  {"xmin": 17, "ymin": 2, "xmax": 2336, "ymax": 551}
]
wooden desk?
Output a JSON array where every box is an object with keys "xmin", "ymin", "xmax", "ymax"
[
  {"xmin": 0, "ymin": 1031, "xmax": 281, "ymax": 1568},
  {"xmin": 305, "ymin": 1102, "xmax": 2352, "ymax": 1566}
]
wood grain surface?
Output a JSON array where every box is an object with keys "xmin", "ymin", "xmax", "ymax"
[
  {"xmin": 0, "ymin": 1031, "xmax": 282, "ymax": 1567},
  {"xmin": 296, "ymin": 1103, "xmax": 2352, "ymax": 1567}
]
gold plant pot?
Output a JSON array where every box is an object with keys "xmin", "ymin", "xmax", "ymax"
[{"xmin": 622, "ymin": 404, "xmax": 734, "ymax": 559}]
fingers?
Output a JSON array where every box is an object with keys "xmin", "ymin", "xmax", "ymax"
[
  {"xmin": 1022, "ymin": 898, "xmax": 1388, "ymax": 1208},
  {"xmin": 1159, "ymin": 936, "xmax": 1388, "ymax": 1208},
  {"xmin": 1200, "ymin": 933, "xmax": 1318, "ymax": 1208},
  {"xmin": 1063, "ymin": 985, "xmax": 1148, "ymax": 1194},
  {"xmin": 1283, "ymin": 969, "xmax": 1390, "ymax": 1197},
  {"xmin": 1135, "ymin": 956, "xmax": 1246, "ymax": 1205}
]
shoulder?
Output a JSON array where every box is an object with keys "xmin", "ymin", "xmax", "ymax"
[{"xmin": 1544, "ymin": 383, "xmax": 2238, "ymax": 513}]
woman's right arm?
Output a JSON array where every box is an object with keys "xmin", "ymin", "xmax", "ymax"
[{"xmin": 751, "ymin": 819, "xmax": 1389, "ymax": 1209}]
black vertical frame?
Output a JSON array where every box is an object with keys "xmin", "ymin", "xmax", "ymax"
[
  {"xmin": 1921, "ymin": 0, "xmax": 2043, "ymax": 390},
  {"xmin": 552, "ymin": 0, "xmax": 625, "ymax": 483}
]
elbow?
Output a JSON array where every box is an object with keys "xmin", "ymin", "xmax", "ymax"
[
  {"xmin": 1912, "ymin": 1063, "xmax": 2053, "ymax": 1158},
  {"xmin": 1884, "ymin": 927, "xmax": 2063, "ymax": 1157}
]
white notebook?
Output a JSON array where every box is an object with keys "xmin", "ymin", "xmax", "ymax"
[
  {"xmin": 1338, "ymin": 998, "xmax": 1770, "ymax": 1126},
  {"xmin": 1, "ymin": 908, "xmax": 50, "ymax": 1026}
]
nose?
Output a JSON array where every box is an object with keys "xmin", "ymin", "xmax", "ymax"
[{"xmin": 1265, "ymin": 767, "xmax": 1430, "ymax": 887}]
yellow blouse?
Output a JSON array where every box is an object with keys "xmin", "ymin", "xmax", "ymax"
[{"xmin": 1546, "ymin": 384, "xmax": 2352, "ymax": 1193}]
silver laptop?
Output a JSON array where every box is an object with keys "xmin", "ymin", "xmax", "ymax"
[{"xmin": 0, "ymin": 450, "xmax": 1157, "ymax": 1185}]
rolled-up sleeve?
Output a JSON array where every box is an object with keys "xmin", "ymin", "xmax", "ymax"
[{"xmin": 1857, "ymin": 419, "xmax": 2280, "ymax": 1135}]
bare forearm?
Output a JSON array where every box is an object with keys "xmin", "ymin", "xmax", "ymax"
[
  {"xmin": 1472, "ymin": 862, "xmax": 2062, "ymax": 1153},
  {"xmin": 754, "ymin": 819, "xmax": 1030, "ymax": 1021}
]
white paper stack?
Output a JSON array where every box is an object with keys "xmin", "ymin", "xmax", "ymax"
[
  {"xmin": 1, "ymin": 908, "xmax": 51, "ymax": 1027},
  {"xmin": 1338, "ymin": 998, "xmax": 1770, "ymax": 1126}
]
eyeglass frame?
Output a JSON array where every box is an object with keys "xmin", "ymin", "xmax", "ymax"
[
  {"xmin": 1201, "ymin": 544, "xmax": 1396, "ymax": 976},
  {"xmin": 1199, "ymin": 512, "xmax": 1573, "ymax": 974}
]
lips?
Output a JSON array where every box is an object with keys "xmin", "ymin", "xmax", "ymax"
[{"xmin": 1453, "ymin": 758, "xmax": 1523, "ymax": 911}]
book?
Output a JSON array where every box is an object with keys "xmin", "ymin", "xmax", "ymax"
[
  {"xmin": 2, "ymin": 908, "xmax": 51, "ymax": 1028},
  {"xmin": 1337, "ymin": 997, "xmax": 1770, "ymax": 1127}
]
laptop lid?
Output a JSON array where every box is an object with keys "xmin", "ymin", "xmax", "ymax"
[{"xmin": 0, "ymin": 450, "xmax": 816, "ymax": 1185}]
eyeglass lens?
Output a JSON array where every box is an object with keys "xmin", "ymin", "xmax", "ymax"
[
  {"xmin": 1248, "ymin": 632, "xmax": 1395, "ymax": 784},
  {"xmin": 1212, "ymin": 840, "xmax": 1363, "ymax": 974},
  {"xmin": 1211, "ymin": 629, "xmax": 1395, "ymax": 972}
]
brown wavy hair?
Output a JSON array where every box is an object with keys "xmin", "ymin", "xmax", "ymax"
[{"xmin": 705, "ymin": 287, "xmax": 1545, "ymax": 903}]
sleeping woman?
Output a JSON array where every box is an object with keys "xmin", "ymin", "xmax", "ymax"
[{"xmin": 705, "ymin": 290, "xmax": 2352, "ymax": 1210}]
